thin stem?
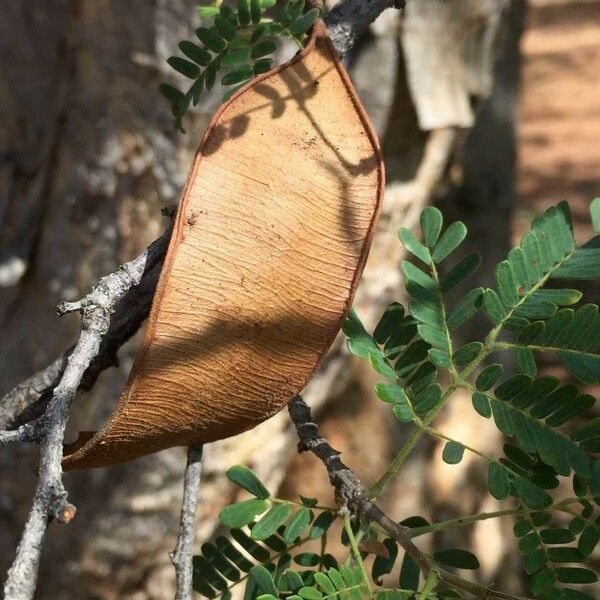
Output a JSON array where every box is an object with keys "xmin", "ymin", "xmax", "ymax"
[
  {"xmin": 411, "ymin": 507, "xmax": 524, "ymax": 538},
  {"xmin": 367, "ymin": 386, "xmax": 457, "ymax": 500},
  {"xmin": 417, "ymin": 571, "xmax": 438, "ymax": 600},
  {"xmin": 171, "ymin": 444, "xmax": 204, "ymax": 600},
  {"xmin": 343, "ymin": 513, "xmax": 373, "ymax": 597},
  {"xmin": 458, "ymin": 247, "xmax": 576, "ymax": 382},
  {"xmin": 422, "ymin": 425, "xmax": 496, "ymax": 463},
  {"xmin": 428, "ymin": 257, "xmax": 459, "ymax": 379},
  {"xmin": 493, "ymin": 341, "xmax": 596, "ymax": 361}
]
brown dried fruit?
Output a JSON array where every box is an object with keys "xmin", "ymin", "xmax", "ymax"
[{"xmin": 63, "ymin": 22, "xmax": 383, "ymax": 469}]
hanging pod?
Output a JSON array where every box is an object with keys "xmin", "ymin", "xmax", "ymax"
[{"xmin": 63, "ymin": 21, "xmax": 384, "ymax": 469}]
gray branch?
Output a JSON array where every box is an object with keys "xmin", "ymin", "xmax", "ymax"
[
  {"xmin": 288, "ymin": 396, "xmax": 430, "ymax": 573},
  {"xmin": 171, "ymin": 444, "xmax": 204, "ymax": 600},
  {"xmin": 0, "ymin": 422, "xmax": 39, "ymax": 446},
  {"xmin": 0, "ymin": 226, "xmax": 170, "ymax": 431},
  {"xmin": 3, "ymin": 233, "xmax": 171, "ymax": 600}
]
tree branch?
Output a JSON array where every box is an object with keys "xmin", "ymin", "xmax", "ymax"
[
  {"xmin": 288, "ymin": 396, "xmax": 533, "ymax": 600},
  {"xmin": 324, "ymin": 0, "xmax": 404, "ymax": 59},
  {"xmin": 288, "ymin": 395, "xmax": 430, "ymax": 574},
  {"xmin": 3, "ymin": 231, "xmax": 171, "ymax": 600},
  {"xmin": 0, "ymin": 226, "xmax": 170, "ymax": 430},
  {"xmin": 171, "ymin": 444, "xmax": 204, "ymax": 600},
  {"xmin": 0, "ymin": 422, "xmax": 39, "ymax": 446}
]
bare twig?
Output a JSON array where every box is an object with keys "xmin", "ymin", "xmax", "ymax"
[
  {"xmin": 288, "ymin": 395, "xmax": 430, "ymax": 574},
  {"xmin": 288, "ymin": 396, "xmax": 533, "ymax": 600},
  {"xmin": 171, "ymin": 444, "xmax": 204, "ymax": 600},
  {"xmin": 0, "ymin": 356, "xmax": 67, "ymax": 430},
  {"xmin": 3, "ymin": 232, "xmax": 171, "ymax": 600},
  {"xmin": 0, "ymin": 422, "xmax": 39, "ymax": 446},
  {"xmin": 0, "ymin": 226, "xmax": 170, "ymax": 430}
]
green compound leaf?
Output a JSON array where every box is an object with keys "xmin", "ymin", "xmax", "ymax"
[
  {"xmin": 231, "ymin": 528, "xmax": 270, "ymax": 561},
  {"xmin": 197, "ymin": 5, "xmax": 220, "ymax": 18},
  {"xmin": 250, "ymin": 0, "xmax": 262, "ymax": 24},
  {"xmin": 372, "ymin": 538, "xmax": 399, "ymax": 584},
  {"xmin": 392, "ymin": 403, "xmax": 414, "ymax": 423},
  {"xmin": 476, "ymin": 364, "xmax": 503, "ymax": 391},
  {"xmin": 506, "ymin": 305, "xmax": 600, "ymax": 384},
  {"xmin": 369, "ymin": 351, "xmax": 397, "ymax": 380},
  {"xmin": 483, "ymin": 289, "xmax": 507, "ymax": 324},
  {"xmin": 453, "ymin": 341, "xmax": 483, "ymax": 367},
  {"xmin": 513, "ymin": 476, "xmax": 552, "ymax": 510},
  {"xmin": 447, "ymin": 287, "xmax": 483, "ymax": 330},
  {"xmin": 200, "ymin": 542, "xmax": 241, "ymax": 581},
  {"xmin": 514, "ymin": 346, "xmax": 537, "ymax": 377},
  {"xmin": 539, "ymin": 528, "xmax": 575, "ymax": 545},
  {"xmin": 251, "ymin": 37, "xmax": 277, "ymax": 58},
  {"xmin": 399, "ymin": 553, "xmax": 420, "ymax": 590},
  {"xmin": 530, "ymin": 567, "xmax": 556, "ymax": 595},
  {"xmin": 221, "ymin": 47, "xmax": 252, "ymax": 66},
  {"xmin": 478, "ymin": 375, "xmax": 591, "ymax": 478},
  {"xmin": 226, "ymin": 465, "xmax": 271, "ymax": 499},
  {"xmin": 237, "ymin": 0, "xmax": 251, "ymax": 25},
  {"xmin": 178, "ymin": 41, "xmax": 212, "ymax": 65},
  {"xmin": 309, "ymin": 511, "xmax": 336, "ymax": 539},
  {"xmin": 555, "ymin": 567, "xmax": 598, "ymax": 584},
  {"xmin": 195, "ymin": 27, "xmax": 227, "ymax": 52},
  {"xmin": 289, "ymin": 8, "xmax": 320, "ymax": 36},
  {"xmin": 375, "ymin": 383, "xmax": 409, "ymax": 405},
  {"xmin": 434, "ymin": 549, "xmax": 480, "ymax": 570},
  {"xmin": 215, "ymin": 16, "xmax": 238, "ymax": 41},
  {"xmin": 167, "ymin": 56, "xmax": 201, "ymax": 78},
  {"xmin": 578, "ymin": 526, "xmax": 600, "ymax": 557},
  {"xmin": 253, "ymin": 58, "xmax": 272, "ymax": 75},
  {"xmin": 343, "ymin": 308, "xmax": 380, "ymax": 358},
  {"xmin": 219, "ymin": 498, "xmax": 269, "ymax": 528},
  {"xmin": 373, "ymin": 302, "xmax": 406, "ymax": 344},
  {"xmin": 282, "ymin": 507, "xmax": 312, "ymax": 544},
  {"xmin": 440, "ymin": 253, "xmax": 481, "ymax": 292},
  {"xmin": 488, "ymin": 462, "xmax": 510, "ymax": 499},
  {"xmin": 472, "ymin": 391, "xmax": 492, "ymax": 418},
  {"xmin": 159, "ymin": 83, "xmax": 185, "ymax": 104},
  {"xmin": 222, "ymin": 64, "xmax": 254, "ymax": 85}
]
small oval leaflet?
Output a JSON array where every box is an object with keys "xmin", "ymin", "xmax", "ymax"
[{"xmin": 63, "ymin": 21, "xmax": 383, "ymax": 469}]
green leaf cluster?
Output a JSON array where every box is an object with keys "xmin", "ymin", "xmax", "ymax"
[
  {"xmin": 160, "ymin": 0, "xmax": 320, "ymax": 128},
  {"xmin": 195, "ymin": 466, "xmax": 344, "ymax": 598},
  {"xmin": 513, "ymin": 507, "xmax": 599, "ymax": 599},
  {"xmin": 342, "ymin": 199, "xmax": 600, "ymax": 598}
]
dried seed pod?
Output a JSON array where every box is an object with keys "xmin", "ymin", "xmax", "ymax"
[{"xmin": 63, "ymin": 22, "xmax": 383, "ymax": 469}]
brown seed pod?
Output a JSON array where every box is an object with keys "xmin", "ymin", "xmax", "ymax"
[{"xmin": 63, "ymin": 21, "xmax": 383, "ymax": 470}]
